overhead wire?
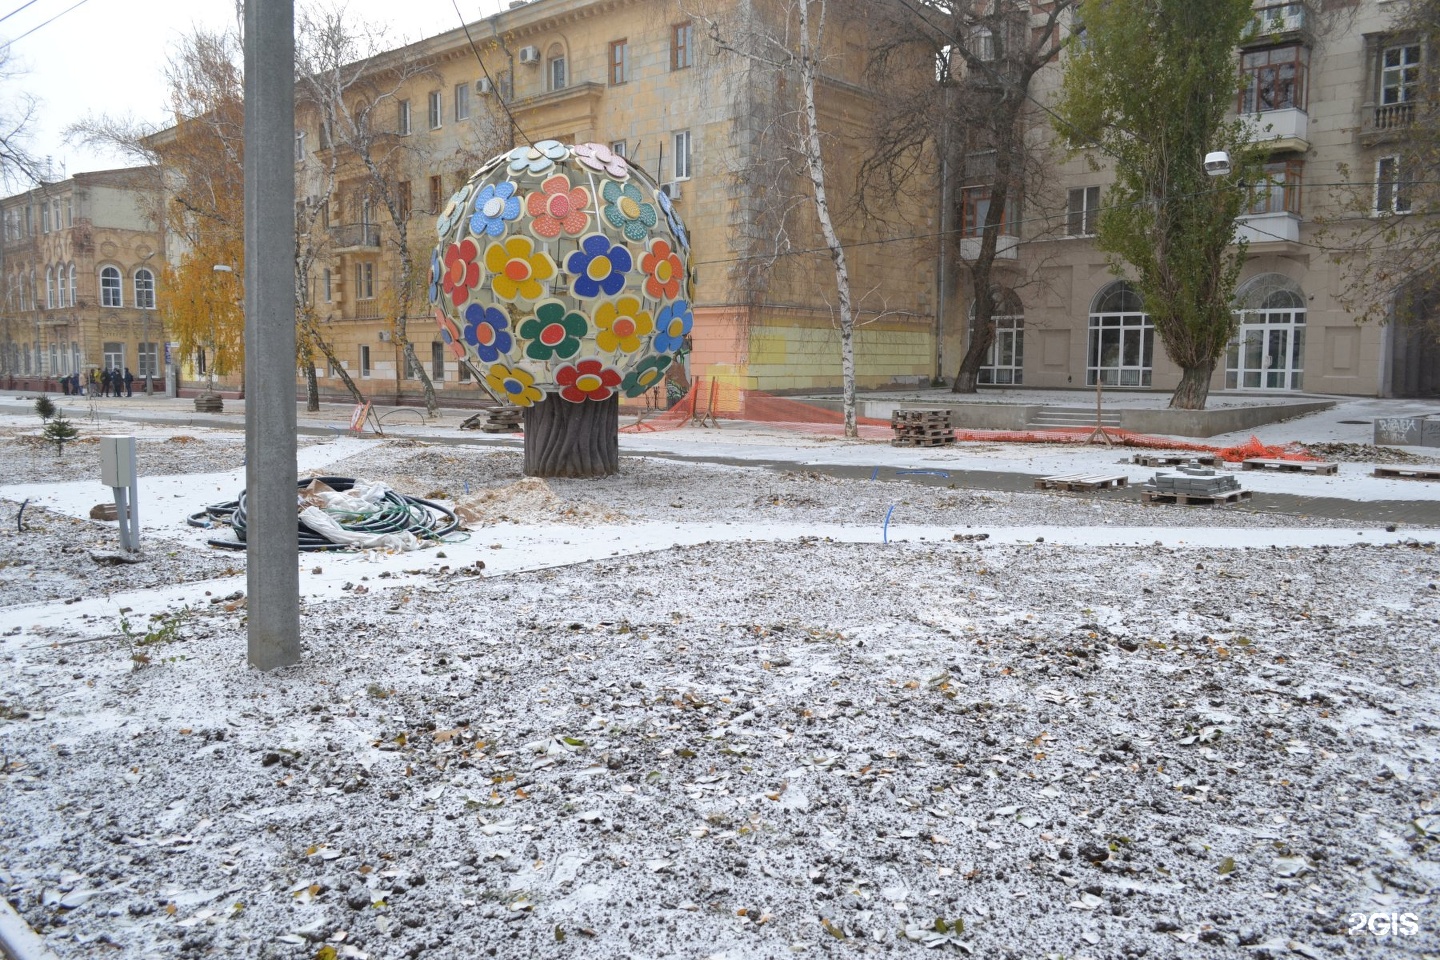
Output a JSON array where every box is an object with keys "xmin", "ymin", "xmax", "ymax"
[
  {"xmin": 450, "ymin": 0, "xmax": 534, "ymax": 147},
  {"xmin": 0, "ymin": 0, "xmax": 91, "ymax": 47},
  {"xmin": 0, "ymin": 0, "xmax": 43, "ymax": 26}
]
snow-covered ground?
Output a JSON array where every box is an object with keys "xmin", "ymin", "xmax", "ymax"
[{"xmin": 1, "ymin": 396, "xmax": 1438, "ymax": 960}]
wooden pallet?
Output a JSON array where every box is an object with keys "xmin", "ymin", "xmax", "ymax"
[
  {"xmin": 1132, "ymin": 453, "xmax": 1222, "ymax": 468},
  {"xmin": 891, "ymin": 409, "xmax": 955, "ymax": 447},
  {"xmin": 1034, "ymin": 473, "xmax": 1131, "ymax": 492},
  {"xmin": 1373, "ymin": 465, "xmax": 1440, "ymax": 481},
  {"xmin": 1242, "ymin": 458, "xmax": 1338, "ymax": 475},
  {"xmin": 891, "ymin": 435, "xmax": 956, "ymax": 448},
  {"xmin": 1142, "ymin": 488, "xmax": 1252, "ymax": 506}
]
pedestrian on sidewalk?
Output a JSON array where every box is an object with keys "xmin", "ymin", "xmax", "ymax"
[
  {"xmin": 100, "ymin": 369, "xmax": 111, "ymax": 397},
  {"xmin": 124, "ymin": 368, "xmax": 134, "ymax": 397},
  {"xmin": 61, "ymin": 374, "xmax": 71, "ymax": 396}
]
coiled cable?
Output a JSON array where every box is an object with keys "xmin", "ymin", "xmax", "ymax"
[{"xmin": 188, "ymin": 476, "xmax": 461, "ymax": 551}]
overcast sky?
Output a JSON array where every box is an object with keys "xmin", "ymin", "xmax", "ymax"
[{"xmin": 3, "ymin": 0, "xmax": 507, "ymax": 179}]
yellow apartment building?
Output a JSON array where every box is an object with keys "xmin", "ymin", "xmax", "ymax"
[
  {"xmin": 289, "ymin": 0, "xmax": 939, "ymax": 407},
  {"xmin": 0, "ymin": 168, "xmax": 167, "ymax": 394}
]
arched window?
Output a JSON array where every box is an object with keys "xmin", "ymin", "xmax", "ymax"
[
  {"xmin": 1088, "ymin": 281, "xmax": 1153, "ymax": 386},
  {"xmin": 1227, "ymin": 274, "xmax": 1306, "ymax": 390},
  {"xmin": 134, "ymin": 267, "xmax": 156, "ymax": 309},
  {"xmin": 547, "ymin": 43, "xmax": 567, "ymax": 91},
  {"xmin": 56, "ymin": 265, "xmax": 66, "ymax": 307},
  {"xmin": 68, "ymin": 264, "xmax": 77, "ymax": 306},
  {"xmin": 45, "ymin": 266, "xmax": 54, "ymax": 309},
  {"xmin": 100, "ymin": 265, "xmax": 123, "ymax": 307}
]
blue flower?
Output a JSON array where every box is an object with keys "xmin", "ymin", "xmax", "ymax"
[
  {"xmin": 564, "ymin": 233, "xmax": 633, "ymax": 299},
  {"xmin": 652, "ymin": 299, "xmax": 693, "ymax": 353},
  {"xmin": 437, "ymin": 185, "xmax": 472, "ymax": 236},
  {"xmin": 470, "ymin": 182, "xmax": 521, "ymax": 238},
  {"xmin": 463, "ymin": 303, "xmax": 513, "ymax": 363},
  {"xmin": 428, "ymin": 250, "xmax": 442, "ymax": 304},
  {"xmin": 507, "ymin": 140, "xmax": 569, "ymax": 177}
]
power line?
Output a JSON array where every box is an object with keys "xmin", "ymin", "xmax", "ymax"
[
  {"xmin": 0, "ymin": 0, "xmax": 43, "ymax": 26},
  {"xmin": 450, "ymin": 0, "xmax": 534, "ymax": 147},
  {"xmin": 0, "ymin": 0, "xmax": 91, "ymax": 47}
]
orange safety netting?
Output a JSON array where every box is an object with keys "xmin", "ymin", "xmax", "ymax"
[{"xmin": 619, "ymin": 382, "xmax": 1317, "ymax": 460}]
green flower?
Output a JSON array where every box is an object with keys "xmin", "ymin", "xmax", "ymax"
[
  {"xmin": 601, "ymin": 180, "xmax": 658, "ymax": 242},
  {"xmin": 621, "ymin": 355, "xmax": 674, "ymax": 398},
  {"xmin": 518, "ymin": 299, "xmax": 588, "ymax": 361}
]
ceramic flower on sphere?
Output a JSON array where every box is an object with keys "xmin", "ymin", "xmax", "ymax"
[{"xmin": 431, "ymin": 142, "xmax": 695, "ymax": 405}]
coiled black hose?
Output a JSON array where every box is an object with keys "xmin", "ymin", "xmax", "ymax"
[{"xmin": 188, "ymin": 476, "xmax": 461, "ymax": 551}]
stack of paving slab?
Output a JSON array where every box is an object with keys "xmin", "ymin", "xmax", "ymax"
[{"xmin": 1147, "ymin": 466, "xmax": 1240, "ymax": 497}]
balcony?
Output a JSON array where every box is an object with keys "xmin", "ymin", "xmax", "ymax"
[
  {"xmin": 1241, "ymin": 107, "xmax": 1309, "ymax": 152},
  {"xmin": 1361, "ymin": 101, "xmax": 1419, "ymax": 144},
  {"xmin": 1241, "ymin": 2, "xmax": 1311, "ymax": 47},
  {"xmin": 330, "ymin": 222, "xmax": 381, "ymax": 252},
  {"xmin": 960, "ymin": 234, "xmax": 1018, "ymax": 260},
  {"xmin": 1236, "ymin": 211, "xmax": 1301, "ymax": 245}
]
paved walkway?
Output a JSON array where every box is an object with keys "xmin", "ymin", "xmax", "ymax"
[{"xmin": 4, "ymin": 391, "xmax": 1439, "ymax": 528}]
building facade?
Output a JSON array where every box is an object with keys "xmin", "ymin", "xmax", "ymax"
[
  {"xmin": 286, "ymin": 0, "xmax": 937, "ymax": 407},
  {"xmin": 0, "ymin": 168, "xmax": 166, "ymax": 393},
  {"xmin": 970, "ymin": 0, "xmax": 1434, "ymax": 398}
]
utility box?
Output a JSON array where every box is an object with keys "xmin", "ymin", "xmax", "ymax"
[{"xmin": 99, "ymin": 436, "xmax": 137, "ymax": 487}]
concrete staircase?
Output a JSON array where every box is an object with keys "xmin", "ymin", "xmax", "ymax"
[{"xmin": 1026, "ymin": 406, "xmax": 1121, "ymax": 430}]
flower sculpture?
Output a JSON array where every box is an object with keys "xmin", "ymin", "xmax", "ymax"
[{"xmin": 430, "ymin": 142, "xmax": 695, "ymax": 419}]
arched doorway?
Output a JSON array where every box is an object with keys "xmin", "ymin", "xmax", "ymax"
[
  {"xmin": 1227, "ymin": 274, "xmax": 1305, "ymax": 390},
  {"xmin": 1087, "ymin": 281, "xmax": 1153, "ymax": 386},
  {"xmin": 976, "ymin": 288, "xmax": 1024, "ymax": 385}
]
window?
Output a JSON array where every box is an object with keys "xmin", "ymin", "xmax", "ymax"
[
  {"xmin": 672, "ymin": 22, "xmax": 693, "ymax": 70},
  {"xmin": 977, "ymin": 293, "xmax": 1025, "ymax": 386},
  {"xmin": 1067, "ymin": 186, "xmax": 1100, "ymax": 236},
  {"xmin": 103, "ymin": 341, "xmax": 125, "ymax": 370},
  {"xmin": 673, "ymin": 130, "xmax": 692, "ymax": 180},
  {"xmin": 428, "ymin": 90, "xmax": 443, "ymax": 129},
  {"xmin": 65, "ymin": 197, "xmax": 73, "ymax": 227},
  {"xmin": 322, "ymin": 267, "xmax": 333, "ymax": 302},
  {"xmin": 68, "ymin": 264, "xmax": 76, "ymax": 305},
  {"xmin": 355, "ymin": 262, "xmax": 375, "ymax": 300},
  {"xmin": 454, "ymin": 82, "xmax": 470, "ymax": 121},
  {"xmin": 134, "ymin": 268, "xmax": 156, "ymax": 309},
  {"xmin": 398, "ymin": 180, "xmax": 412, "ymax": 221},
  {"xmin": 1376, "ymin": 156, "xmax": 1412, "ymax": 214},
  {"xmin": 610, "ymin": 39, "xmax": 630, "ymax": 84},
  {"xmin": 611, "ymin": 140, "xmax": 627, "ymax": 158},
  {"xmin": 1240, "ymin": 46, "xmax": 1308, "ymax": 114},
  {"xmin": 196, "ymin": 347, "xmax": 207, "ymax": 376},
  {"xmin": 56, "ymin": 266, "xmax": 66, "ymax": 307},
  {"xmin": 960, "ymin": 186, "xmax": 1016, "ymax": 236},
  {"xmin": 398, "ymin": 99, "xmax": 412, "ymax": 135},
  {"xmin": 1245, "ymin": 160, "xmax": 1303, "ymax": 216},
  {"xmin": 431, "ymin": 340, "xmax": 445, "ymax": 380},
  {"xmin": 41, "ymin": 203, "xmax": 50, "ymax": 234},
  {"xmin": 23, "ymin": 205, "xmax": 31, "ymax": 235},
  {"xmin": 101, "ymin": 266, "xmax": 124, "ymax": 307},
  {"xmin": 429, "ymin": 175, "xmax": 444, "ymax": 214},
  {"xmin": 548, "ymin": 44, "xmax": 567, "ymax": 91},
  {"xmin": 969, "ymin": 25, "xmax": 995, "ymax": 61},
  {"xmin": 458, "ymin": 360, "xmax": 471, "ymax": 382},
  {"xmin": 359, "ymin": 344, "xmax": 371, "ymax": 378},
  {"xmin": 1382, "ymin": 43, "xmax": 1421, "ymax": 106},
  {"xmin": 45, "ymin": 267, "xmax": 54, "ymax": 308},
  {"xmin": 1087, "ymin": 281, "xmax": 1153, "ymax": 387},
  {"xmin": 295, "ymin": 130, "xmax": 307, "ymax": 162},
  {"xmin": 138, "ymin": 342, "xmax": 159, "ymax": 379}
]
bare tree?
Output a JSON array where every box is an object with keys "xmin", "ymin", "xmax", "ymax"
[
  {"xmin": 865, "ymin": 0, "xmax": 1075, "ymax": 394},
  {"xmin": 294, "ymin": 7, "xmax": 445, "ymax": 415},
  {"xmin": 693, "ymin": 0, "xmax": 866, "ymax": 437},
  {"xmin": 0, "ymin": 44, "xmax": 45, "ymax": 189}
]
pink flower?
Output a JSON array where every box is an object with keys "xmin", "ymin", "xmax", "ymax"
[
  {"xmin": 573, "ymin": 142, "xmax": 629, "ymax": 180},
  {"xmin": 525, "ymin": 174, "xmax": 591, "ymax": 240}
]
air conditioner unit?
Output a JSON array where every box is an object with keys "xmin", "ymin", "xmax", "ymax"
[
  {"xmin": 660, "ymin": 181, "xmax": 683, "ymax": 201},
  {"xmin": 378, "ymin": 331, "xmax": 391, "ymax": 342},
  {"xmin": 477, "ymin": 77, "xmax": 493, "ymax": 95},
  {"xmin": 518, "ymin": 46, "xmax": 541, "ymax": 65}
]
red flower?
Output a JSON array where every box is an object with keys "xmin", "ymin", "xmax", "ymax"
[
  {"xmin": 435, "ymin": 310, "xmax": 466, "ymax": 360},
  {"xmin": 555, "ymin": 358, "xmax": 622, "ymax": 403},
  {"xmin": 640, "ymin": 238, "xmax": 683, "ymax": 300},
  {"xmin": 442, "ymin": 238, "xmax": 481, "ymax": 307}
]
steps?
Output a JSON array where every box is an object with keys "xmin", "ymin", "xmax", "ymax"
[{"xmin": 1026, "ymin": 407, "xmax": 1121, "ymax": 430}]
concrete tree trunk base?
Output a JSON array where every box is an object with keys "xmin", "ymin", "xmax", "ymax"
[{"xmin": 523, "ymin": 396, "xmax": 619, "ymax": 478}]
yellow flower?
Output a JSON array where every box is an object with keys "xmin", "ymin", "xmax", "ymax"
[
  {"xmin": 592, "ymin": 296, "xmax": 654, "ymax": 354},
  {"xmin": 485, "ymin": 364, "xmax": 544, "ymax": 407},
  {"xmin": 483, "ymin": 236, "xmax": 556, "ymax": 303}
]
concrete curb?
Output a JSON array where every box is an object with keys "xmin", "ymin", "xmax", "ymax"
[{"xmin": 0, "ymin": 898, "xmax": 61, "ymax": 960}]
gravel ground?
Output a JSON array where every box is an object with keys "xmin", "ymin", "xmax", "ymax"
[{"xmin": 2, "ymin": 429, "xmax": 1439, "ymax": 960}]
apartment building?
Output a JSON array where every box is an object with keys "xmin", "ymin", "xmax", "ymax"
[
  {"xmin": 976, "ymin": 0, "xmax": 1434, "ymax": 398},
  {"xmin": 291, "ymin": 0, "xmax": 937, "ymax": 405},
  {"xmin": 0, "ymin": 168, "xmax": 166, "ymax": 392}
]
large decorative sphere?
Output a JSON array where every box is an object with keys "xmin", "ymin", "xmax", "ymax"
[{"xmin": 429, "ymin": 140, "xmax": 695, "ymax": 406}]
